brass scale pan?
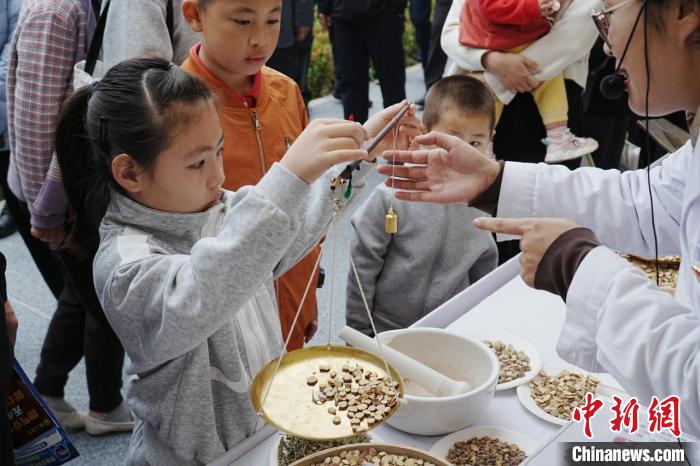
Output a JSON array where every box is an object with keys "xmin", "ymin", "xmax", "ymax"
[{"xmin": 251, "ymin": 345, "xmax": 404, "ymax": 440}]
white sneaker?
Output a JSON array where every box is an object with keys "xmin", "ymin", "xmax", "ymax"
[
  {"xmin": 85, "ymin": 415, "xmax": 134, "ymax": 436},
  {"xmin": 42, "ymin": 396, "xmax": 85, "ymax": 431},
  {"xmin": 85, "ymin": 401, "xmax": 135, "ymax": 436},
  {"xmin": 543, "ymin": 129, "xmax": 599, "ymax": 163}
]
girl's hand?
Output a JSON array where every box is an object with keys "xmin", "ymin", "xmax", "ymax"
[
  {"xmin": 363, "ymin": 101, "xmax": 423, "ymax": 157},
  {"xmin": 473, "ymin": 217, "xmax": 580, "ymax": 286},
  {"xmin": 482, "ymin": 51, "xmax": 541, "ymax": 94},
  {"xmin": 377, "ymin": 131, "xmax": 501, "ymax": 204},
  {"xmin": 281, "ymin": 119, "xmax": 371, "ymax": 184},
  {"xmin": 31, "ymin": 226, "xmax": 66, "ymax": 250}
]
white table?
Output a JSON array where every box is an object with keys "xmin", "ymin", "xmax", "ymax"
[{"xmin": 214, "ymin": 257, "xmax": 616, "ymax": 465}]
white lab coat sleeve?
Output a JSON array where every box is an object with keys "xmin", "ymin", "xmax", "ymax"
[
  {"xmin": 561, "ymin": 245, "xmax": 700, "ymax": 437},
  {"xmin": 496, "ymin": 141, "xmax": 694, "ymax": 257},
  {"xmin": 441, "ymin": 0, "xmax": 601, "ymax": 104}
]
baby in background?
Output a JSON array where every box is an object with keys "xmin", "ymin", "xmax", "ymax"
[
  {"xmin": 459, "ymin": 0, "xmax": 598, "ymax": 163},
  {"xmin": 346, "ymin": 75, "xmax": 499, "ymax": 336}
]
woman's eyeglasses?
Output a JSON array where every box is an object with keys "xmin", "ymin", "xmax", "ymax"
[{"xmin": 591, "ymin": 0, "xmax": 643, "ymax": 48}]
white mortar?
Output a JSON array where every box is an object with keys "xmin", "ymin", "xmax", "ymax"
[{"xmin": 378, "ymin": 328, "xmax": 499, "ymax": 436}]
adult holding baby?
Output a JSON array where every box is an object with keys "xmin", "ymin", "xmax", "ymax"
[
  {"xmin": 441, "ymin": 0, "xmax": 600, "ymax": 163},
  {"xmin": 380, "ymin": 0, "xmax": 700, "ymax": 437},
  {"xmin": 457, "ymin": 0, "xmax": 599, "ymax": 163}
]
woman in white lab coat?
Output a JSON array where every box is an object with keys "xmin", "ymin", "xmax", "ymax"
[{"xmin": 378, "ymin": 0, "xmax": 700, "ymax": 436}]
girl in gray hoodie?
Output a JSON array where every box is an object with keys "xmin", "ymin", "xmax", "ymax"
[{"xmin": 54, "ymin": 58, "xmax": 419, "ymax": 465}]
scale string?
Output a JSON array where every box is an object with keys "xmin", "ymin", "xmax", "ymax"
[
  {"xmin": 326, "ymin": 211, "xmax": 340, "ymax": 346},
  {"xmin": 390, "ymin": 126, "xmax": 398, "ymax": 211},
  {"xmin": 254, "ymin": 216, "xmax": 328, "ymax": 432},
  {"xmin": 345, "ymin": 231, "xmax": 399, "ymax": 405}
]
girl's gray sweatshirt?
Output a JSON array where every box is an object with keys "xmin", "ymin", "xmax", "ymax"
[{"xmin": 93, "ymin": 162, "xmax": 371, "ymax": 465}]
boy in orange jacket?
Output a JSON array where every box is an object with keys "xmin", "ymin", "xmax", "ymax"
[{"xmin": 181, "ymin": 0, "xmax": 318, "ymax": 350}]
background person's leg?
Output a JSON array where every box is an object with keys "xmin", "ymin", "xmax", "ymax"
[
  {"xmin": 366, "ymin": 13, "xmax": 407, "ymax": 110},
  {"xmin": 410, "ymin": 0, "xmax": 431, "ymax": 66},
  {"xmin": 423, "ymin": 0, "xmax": 451, "ymax": 92},
  {"xmin": 298, "ymin": 31, "xmax": 313, "ymax": 104},
  {"xmin": 33, "ymin": 284, "xmax": 85, "ymax": 401},
  {"xmin": 531, "ymin": 74, "xmax": 569, "ymax": 129},
  {"xmin": 329, "ymin": 25, "xmax": 344, "ymax": 100},
  {"xmin": 333, "ymin": 18, "xmax": 371, "ymax": 122},
  {"xmin": 267, "ymin": 43, "xmax": 303, "ymax": 86},
  {"xmin": 54, "ymin": 249, "xmax": 124, "ymax": 414}
]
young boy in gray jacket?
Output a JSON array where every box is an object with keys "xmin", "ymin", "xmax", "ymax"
[{"xmin": 347, "ymin": 76, "xmax": 498, "ymax": 335}]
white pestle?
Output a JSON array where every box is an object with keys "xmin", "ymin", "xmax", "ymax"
[{"xmin": 339, "ymin": 326, "xmax": 471, "ymax": 397}]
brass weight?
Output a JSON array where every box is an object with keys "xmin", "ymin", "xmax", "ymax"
[{"xmin": 384, "ymin": 208, "xmax": 398, "ymax": 234}]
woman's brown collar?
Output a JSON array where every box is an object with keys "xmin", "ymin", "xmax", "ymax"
[{"xmin": 688, "ymin": 107, "xmax": 699, "ymax": 146}]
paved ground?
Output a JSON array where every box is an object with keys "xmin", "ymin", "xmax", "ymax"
[{"xmin": 5, "ymin": 65, "xmax": 427, "ymax": 465}]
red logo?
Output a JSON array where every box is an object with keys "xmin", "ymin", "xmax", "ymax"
[
  {"xmin": 610, "ymin": 396, "xmax": 640, "ymax": 434},
  {"xmin": 571, "ymin": 395, "xmax": 683, "ymax": 439},
  {"xmin": 648, "ymin": 395, "xmax": 681, "ymax": 438},
  {"xmin": 572, "ymin": 393, "xmax": 604, "ymax": 438}
]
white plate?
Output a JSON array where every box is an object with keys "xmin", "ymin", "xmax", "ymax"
[
  {"xmin": 517, "ymin": 363, "xmax": 628, "ymax": 427},
  {"xmin": 516, "ymin": 363, "xmax": 606, "ymax": 426},
  {"xmin": 430, "ymin": 425, "xmax": 538, "ymax": 462},
  {"xmin": 269, "ymin": 431, "xmax": 383, "ymax": 466},
  {"xmin": 465, "ymin": 331, "xmax": 543, "ymax": 391}
]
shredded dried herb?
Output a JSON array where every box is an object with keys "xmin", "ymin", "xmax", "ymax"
[{"xmin": 277, "ymin": 434, "xmax": 371, "ymax": 466}]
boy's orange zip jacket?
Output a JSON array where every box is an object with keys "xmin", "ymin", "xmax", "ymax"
[{"xmin": 182, "ymin": 44, "xmax": 320, "ymax": 350}]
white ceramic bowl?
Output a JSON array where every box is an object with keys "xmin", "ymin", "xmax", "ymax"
[{"xmin": 377, "ymin": 328, "xmax": 499, "ymax": 436}]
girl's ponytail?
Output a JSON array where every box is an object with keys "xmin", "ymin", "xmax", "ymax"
[
  {"xmin": 55, "ymin": 86, "xmax": 111, "ymax": 254},
  {"xmin": 54, "ymin": 58, "xmax": 212, "ymax": 255}
]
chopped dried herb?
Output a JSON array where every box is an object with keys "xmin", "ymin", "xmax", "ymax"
[{"xmin": 278, "ymin": 434, "xmax": 371, "ymax": 466}]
